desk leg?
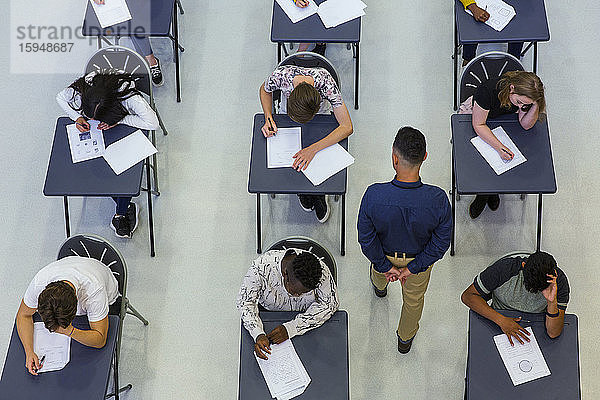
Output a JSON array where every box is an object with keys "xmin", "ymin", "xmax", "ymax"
[
  {"xmin": 256, "ymin": 194, "xmax": 262, "ymax": 254},
  {"xmin": 63, "ymin": 196, "xmax": 71, "ymax": 238},
  {"xmin": 113, "ymin": 347, "xmax": 120, "ymax": 400},
  {"xmin": 173, "ymin": 4, "xmax": 181, "ymax": 103},
  {"xmin": 451, "ymin": 161, "xmax": 456, "ymax": 256},
  {"xmin": 536, "ymin": 194, "xmax": 542, "ymax": 251},
  {"xmin": 453, "ymin": 20, "xmax": 458, "ymax": 111},
  {"xmin": 277, "ymin": 43, "xmax": 282, "ymax": 64},
  {"xmin": 341, "ymin": 194, "xmax": 346, "ymax": 256},
  {"xmin": 533, "ymin": 42, "xmax": 538, "ymax": 74},
  {"xmin": 354, "ymin": 43, "xmax": 359, "ymax": 110},
  {"xmin": 146, "ymin": 158, "xmax": 156, "ymax": 257}
]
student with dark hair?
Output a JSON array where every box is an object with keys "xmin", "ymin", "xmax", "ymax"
[
  {"xmin": 461, "ymin": 251, "xmax": 570, "ymax": 344},
  {"xmin": 259, "ymin": 64, "xmax": 353, "ymax": 223},
  {"xmin": 358, "ymin": 127, "xmax": 452, "ymax": 353},
  {"xmin": 57, "ymin": 71, "xmax": 159, "ymax": 238},
  {"xmin": 16, "ymin": 256, "xmax": 119, "ymax": 375},
  {"xmin": 236, "ymin": 249, "xmax": 339, "ymax": 360}
]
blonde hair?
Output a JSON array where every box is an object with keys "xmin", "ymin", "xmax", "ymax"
[{"xmin": 497, "ymin": 71, "xmax": 546, "ymax": 116}]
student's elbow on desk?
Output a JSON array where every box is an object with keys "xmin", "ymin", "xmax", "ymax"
[{"xmin": 546, "ymin": 326, "xmax": 563, "ymax": 339}]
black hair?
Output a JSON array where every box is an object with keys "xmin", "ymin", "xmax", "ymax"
[
  {"xmin": 69, "ymin": 70, "xmax": 141, "ymax": 126},
  {"xmin": 392, "ymin": 126, "xmax": 426, "ymax": 166},
  {"xmin": 37, "ymin": 281, "xmax": 77, "ymax": 332},
  {"xmin": 522, "ymin": 251, "xmax": 557, "ymax": 293},
  {"xmin": 290, "ymin": 252, "xmax": 323, "ymax": 291}
]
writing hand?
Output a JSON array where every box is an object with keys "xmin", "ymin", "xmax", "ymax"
[
  {"xmin": 25, "ymin": 351, "xmax": 40, "ymax": 376},
  {"xmin": 467, "ymin": 4, "xmax": 490, "ymax": 22},
  {"xmin": 254, "ymin": 334, "xmax": 271, "ymax": 360},
  {"xmin": 295, "ymin": 0, "xmax": 309, "ymax": 7},
  {"xmin": 76, "ymin": 117, "xmax": 90, "ymax": 133},
  {"xmin": 267, "ymin": 325, "xmax": 289, "ymax": 344},
  {"xmin": 93, "ymin": 0, "xmax": 105, "ymax": 4},
  {"xmin": 292, "ymin": 146, "xmax": 317, "ymax": 171},
  {"xmin": 261, "ymin": 117, "xmax": 277, "ymax": 138},
  {"xmin": 97, "ymin": 122, "xmax": 116, "ymax": 130},
  {"xmin": 498, "ymin": 316, "xmax": 530, "ymax": 346},
  {"xmin": 497, "ymin": 146, "xmax": 514, "ymax": 161}
]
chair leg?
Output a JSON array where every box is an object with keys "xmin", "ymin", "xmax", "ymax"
[
  {"xmin": 176, "ymin": 0, "xmax": 184, "ymax": 14},
  {"xmin": 150, "ymin": 130, "xmax": 160, "ymax": 195},
  {"xmin": 127, "ymin": 304, "xmax": 149, "ymax": 326},
  {"xmin": 156, "ymin": 108, "xmax": 169, "ymax": 136}
]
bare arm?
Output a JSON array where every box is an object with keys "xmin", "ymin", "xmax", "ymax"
[
  {"xmin": 472, "ymin": 101, "xmax": 514, "ymax": 160},
  {"xmin": 56, "ymin": 316, "xmax": 109, "ymax": 348},
  {"xmin": 16, "ymin": 300, "xmax": 37, "ymax": 369},
  {"xmin": 518, "ymin": 102, "xmax": 539, "ymax": 130},
  {"xmin": 542, "ymin": 273, "xmax": 565, "ymax": 338},
  {"xmin": 259, "ymin": 83, "xmax": 277, "ymax": 137}
]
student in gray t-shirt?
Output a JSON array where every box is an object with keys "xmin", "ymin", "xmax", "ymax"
[{"xmin": 461, "ymin": 251, "xmax": 569, "ymax": 345}]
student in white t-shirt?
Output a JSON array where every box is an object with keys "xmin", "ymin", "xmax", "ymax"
[{"xmin": 16, "ymin": 256, "xmax": 119, "ymax": 375}]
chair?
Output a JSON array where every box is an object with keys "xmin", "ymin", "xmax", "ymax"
[
  {"xmin": 57, "ymin": 234, "xmax": 149, "ymax": 400},
  {"xmin": 273, "ymin": 51, "xmax": 342, "ymax": 114},
  {"xmin": 459, "ymin": 51, "xmax": 524, "ymax": 105},
  {"xmin": 84, "ymin": 45, "xmax": 167, "ymax": 195},
  {"xmin": 266, "ymin": 236, "xmax": 337, "ymax": 283}
]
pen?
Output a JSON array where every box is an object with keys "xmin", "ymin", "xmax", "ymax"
[
  {"xmin": 267, "ymin": 117, "xmax": 274, "ymax": 132},
  {"xmin": 501, "ymin": 148, "xmax": 513, "ymax": 159},
  {"xmin": 39, "ymin": 355, "xmax": 46, "ymax": 365}
]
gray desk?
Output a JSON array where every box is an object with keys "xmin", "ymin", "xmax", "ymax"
[
  {"xmin": 0, "ymin": 316, "xmax": 119, "ymax": 400},
  {"xmin": 82, "ymin": 0, "xmax": 184, "ymax": 102},
  {"xmin": 43, "ymin": 117, "xmax": 156, "ymax": 257},
  {"xmin": 453, "ymin": 0, "xmax": 550, "ymax": 109},
  {"xmin": 270, "ymin": 0, "xmax": 361, "ymax": 109},
  {"xmin": 248, "ymin": 113, "xmax": 348, "ymax": 255},
  {"xmin": 238, "ymin": 310, "xmax": 349, "ymax": 400},
  {"xmin": 466, "ymin": 310, "xmax": 580, "ymax": 399},
  {"xmin": 450, "ymin": 113, "xmax": 556, "ymax": 255}
]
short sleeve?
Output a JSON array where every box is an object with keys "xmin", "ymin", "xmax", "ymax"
[
  {"xmin": 473, "ymin": 81, "xmax": 493, "ymax": 111},
  {"xmin": 473, "ymin": 258, "xmax": 518, "ymax": 301},
  {"xmin": 556, "ymin": 268, "xmax": 570, "ymax": 310},
  {"xmin": 264, "ymin": 66, "xmax": 286, "ymax": 93},
  {"xmin": 23, "ymin": 279, "xmax": 41, "ymax": 309},
  {"xmin": 86, "ymin": 290, "xmax": 110, "ymax": 322},
  {"xmin": 315, "ymin": 70, "xmax": 343, "ymax": 108}
]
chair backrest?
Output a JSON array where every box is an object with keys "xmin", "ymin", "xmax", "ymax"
[
  {"xmin": 266, "ymin": 236, "xmax": 337, "ymax": 283},
  {"xmin": 57, "ymin": 234, "xmax": 128, "ymax": 303},
  {"xmin": 459, "ymin": 51, "xmax": 524, "ymax": 104},
  {"xmin": 84, "ymin": 45, "xmax": 153, "ymax": 100},
  {"xmin": 491, "ymin": 251, "xmax": 532, "ymax": 267}
]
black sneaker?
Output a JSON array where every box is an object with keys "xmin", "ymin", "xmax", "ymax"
[
  {"xmin": 298, "ymin": 195, "xmax": 314, "ymax": 212},
  {"xmin": 125, "ymin": 202, "xmax": 139, "ymax": 234},
  {"xmin": 314, "ymin": 195, "xmax": 330, "ymax": 223},
  {"xmin": 111, "ymin": 215, "xmax": 132, "ymax": 238},
  {"xmin": 487, "ymin": 194, "xmax": 500, "ymax": 211},
  {"xmin": 150, "ymin": 58, "xmax": 164, "ymax": 87},
  {"xmin": 469, "ymin": 195, "xmax": 488, "ymax": 219},
  {"xmin": 397, "ymin": 334, "xmax": 414, "ymax": 354},
  {"xmin": 374, "ymin": 285, "xmax": 387, "ymax": 298},
  {"xmin": 313, "ymin": 43, "xmax": 327, "ymax": 56}
]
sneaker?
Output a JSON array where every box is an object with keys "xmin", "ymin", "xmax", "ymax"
[
  {"xmin": 111, "ymin": 215, "xmax": 132, "ymax": 238},
  {"xmin": 125, "ymin": 202, "xmax": 139, "ymax": 234},
  {"xmin": 487, "ymin": 194, "xmax": 500, "ymax": 211},
  {"xmin": 150, "ymin": 58, "xmax": 164, "ymax": 87},
  {"xmin": 469, "ymin": 195, "xmax": 488, "ymax": 219},
  {"xmin": 374, "ymin": 285, "xmax": 387, "ymax": 298},
  {"xmin": 313, "ymin": 43, "xmax": 327, "ymax": 57},
  {"xmin": 298, "ymin": 195, "xmax": 314, "ymax": 212},
  {"xmin": 314, "ymin": 195, "xmax": 330, "ymax": 223},
  {"xmin": 397, "ymin": 334, "xmax": 414, "ymax": 354}
]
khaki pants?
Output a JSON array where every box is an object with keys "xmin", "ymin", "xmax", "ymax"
[{"xmin": 370, "ymin": 253, "xmax": 433, "ymax": 342}]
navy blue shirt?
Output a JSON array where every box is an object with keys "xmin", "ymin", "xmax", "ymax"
[{"xmin": 357, "ymin": 178, "xmax": 452, "ymax": 274}]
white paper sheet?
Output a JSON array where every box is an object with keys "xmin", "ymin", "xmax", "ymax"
[
  {"xmin": 255, "ymin": 340, "xmax": 311, "ymax": 400},
  {"xmin": 66, "ymin": 120, "xmax": 106, "ymax": 163},
  {"xmin": 317, "ymin": 0, "xmax": 366, "ymax": 28},
  {"xmin": 465, "ymin": 0, "xmax": 515, "ymax": 32},
  {"xmin": 494, "ymin": 327, "xmax": 551, "ymax": 385},
  {"xmin": 471, "ymin": 126, "xmax": 526, "ymax": 175},
  {"xmin": 276, "ymin": 0, "xmax": 318, "ymax": 23},
  {"xmin": 90, "ymin": 0, "xmax": 132, "ymax": 29},
  {"xmin": 267, "ymin": 127, "xmax": 302, "ymax": 168},
  {"xmin": 103, "ymin": 130, "xmax": 157, "ymax": 175},
  {"xmin": 302, "ymin": 143, "xmax": 354, "ymax": 186},
  {"xmin": 33, "ymin": 322, "xmax": 71, "ymax": 373}
]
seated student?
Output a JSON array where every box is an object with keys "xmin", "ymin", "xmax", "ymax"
[
  {"xmin": 458, "ymin": 0, "xmax": 524, "ymax": 66},
  {"xmin": 236, "ymin": 249, "xmax": 339, "ymax": 360},
  {"xmin": 57, "ymin": 71, "xmax": 159, "ymax": 238},
  {"xmin": 293, "ymin": 0, "xmax": 327, "ymax": 56},
  {"xmin": 16, "ymin": 256, "xmax": 120, "ymax": 375},
  {"xmin": 460, "ymin": 70, "xmax": 545, "ymax": 218},
  {"xmin": 461, "ymin": 251, "xmax": 569, "ymax": 345},
  {"xmin": 259, "ymin": 64, "xmax": 353, "ymax": 223}
]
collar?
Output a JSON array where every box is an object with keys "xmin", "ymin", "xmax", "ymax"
[{"xmin": 391, "ymin": 177, "xmax": 423, "ymax": 189}]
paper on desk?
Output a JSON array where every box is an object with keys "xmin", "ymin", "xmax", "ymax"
[
  {"xmin": 66, "ymin": 120, "xmax": 106, "ymax": 163},
  {"xmin": 471, "ymin": 126, "xmax": 526, "ymax": 175},
  {"xmin": 494, "ymin": 327, "xmax": 550, "ymax": 385},
  {"xmin": 276, "ymin": 0, "xmax": 318, "ymax": 23},
  {"xmin": 465, "ymin": 0, "xmax": 515, "ymax": 32},
  {"xmin": 302, "ymin": 143, "xmax": 354, "ymax": 186},
  {"xmin": 267, "ymin": 127, "xmax": 302, "ymax": 168},
  {"xmin": 33, "ymin": 322, "xmax": 71, "ymax": 373},
  {"xmin": 103, "ymin": 130, "xmax": 157, "ymax": 175},
  {"xmin": 317, "ymin": 0, "xmax": 366, "ymax": 28},
  {"xmin": 90, "ymin": 0, "xmax": 132, "ymax": 28},
  {"xmin": 255, "ymin": 340, "xmax": 311, "ymax": 400}
]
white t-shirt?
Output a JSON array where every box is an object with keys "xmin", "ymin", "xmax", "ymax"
[{"xmin": 23, "ymin": 256, "xmax": 120, "ymax": 322}]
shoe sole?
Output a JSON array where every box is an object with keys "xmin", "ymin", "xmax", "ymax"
[
  {"xmin": 110, "ymin": 220, "xmax": 131, "ymax": 239},
  {"xmin": 298, "ymin": 197, "xmax": 313, "ymax": 212},
  {"xmin": 152, "ymin": 79, "xmax": 164, "ymax": 87},
  {"xmin": 317, "ymin": 196, "xmax": 330, "ymax": 223}
]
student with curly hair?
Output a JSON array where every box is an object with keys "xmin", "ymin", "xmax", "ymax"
[
  {"xmin": 461, "ymin": 251, "xmax": 570, "ymax": 345},
  {"xmin": 236, "ymin": 249, "xmax": 339, "ymax": 360},
  {"xmin": 56, "ymin": 71, "xmax": 159, "ymax": 238},
  {"xmin": 15, "ymin": 256, "xmax": 119, "ymax": 375}
]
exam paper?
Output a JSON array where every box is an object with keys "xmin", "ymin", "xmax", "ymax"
[
  {"xmin": 276, "ymin": 0, "xmax": 318, "ymax": 23},
  {"xmin": 90, "ymin": 0, "xmax": 132, "ymax": 29},
  {"xmin": 494, "ymin": 327, "xmax": 550, "ymax": 385},
  {"xmin": 471, "ymin": 126, "xmax": 526, "ymax": 175},
  {"xmin": 33, "ymin": 322, "xmax": 71, "ymax": 373},
  {"xmin": 267, "ymin": 127, "xmax": 302, "ymax": 168},
  {"xmin": 255, "ymin": 340, "xmax": 311, "ymax": 400},
  {"xmin": 302, "ymin": 143, "xmax": 354, "ymax": 186},
  {"xmin": 317, "ymin": 0, "xmax": 366, "ymax": 28},
  {"xmin": 66, "ymin": 120, "xmax": 106, "ymax": 163},
  {"xmin": 103, "ymin": 130, "xmax": 157, "ymax": 175},
  {"xmin": 465, "ymin": 0, "xmax": 515, "ymax": 32}
]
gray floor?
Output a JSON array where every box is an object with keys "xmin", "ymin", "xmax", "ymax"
[{"xmin": 1, "ymin": 1, "xmax": 599, "ymax": 399}]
